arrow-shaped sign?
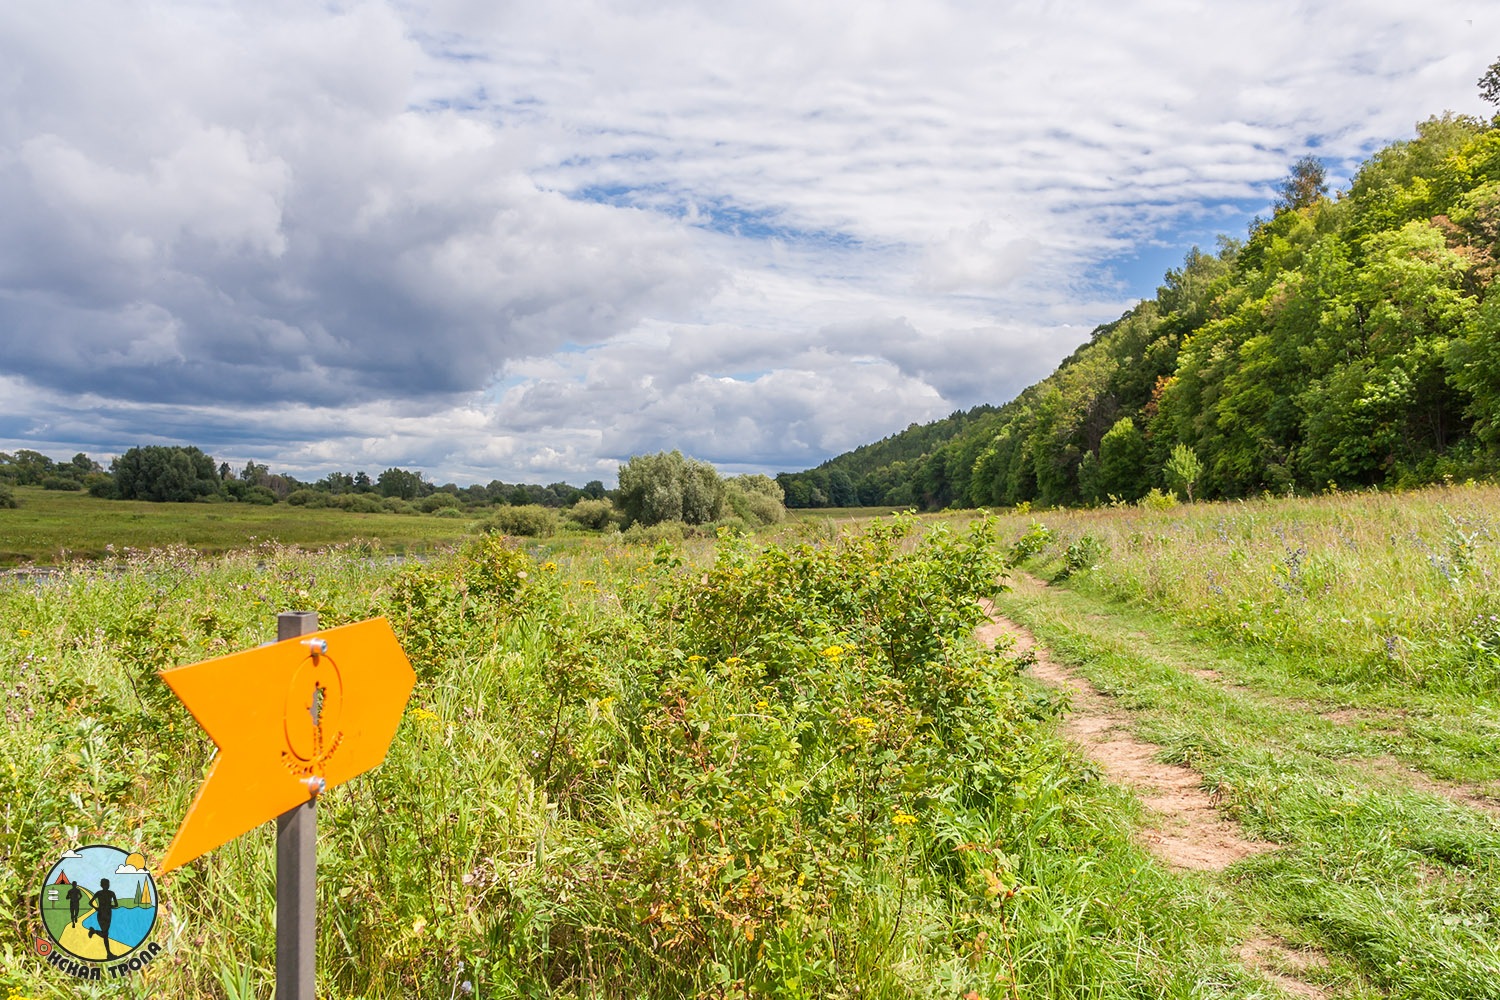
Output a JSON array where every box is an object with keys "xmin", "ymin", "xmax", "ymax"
[{"xmin": 157, "ymin": 616, "xmax": 415, "ymax": 875}]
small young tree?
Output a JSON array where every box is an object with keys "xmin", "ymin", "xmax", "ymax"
[{"xmin": 1164, "ymin": 443, "xmax": 1204, "ymax": 502}]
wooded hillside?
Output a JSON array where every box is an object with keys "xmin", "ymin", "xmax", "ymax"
[{"xmin": 779, "ymin": 113, "xmax": 1500, "ymax": 508}]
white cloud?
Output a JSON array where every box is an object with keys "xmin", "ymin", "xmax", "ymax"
[
  {"xmin": 59, "ymin": 849, "xmax": 84, "ymax": 859},
  {"xmin": 115, "ymin": 864, "xmax": 149, "ymax": 875},
  {"xmin": 2, "ymin": 0, "xmax": 1498, "ymax": 482}
]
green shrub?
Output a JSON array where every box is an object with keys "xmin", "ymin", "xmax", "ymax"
[
  {"xmin": 382, "ymin": 497, "xmax": 416, "ymax": 515},
  {"xmin": 432, "ymin": 507, "xmax": 465, "ymax": 519},
  {"xmin": 1008, "ymin": 520, "xmax": 1054, "ymax": 564},
  {"xmin": 419, "ymin": 492, "xmax": 461, "ymax": 513},
  {"xmin": 287, "ymin": 489, "xmax": 332, "ymax": 507},
  {"xmin": 723, "ymin": 473, "xmax": 786, "ymax": 525},
  {"xmin": 86, "ymin": 474, "xmax": 118, "ymax": 498},
  {"xmin": 565, "ymin": 497, "xmax": 617, "ymax": 530},
  {"xmin": 712, "ymin": 516, "xmax": 750, "ymax": 536},
  {"xmin": 42, "ymin": 476, "xmax": 82, "ymax": 491},
  {"xmin": 334, "ymin": 493, "xmax": 386, "ymax": 513},
  {"xmin": 1060, "ymin": 534, "xmax": 1107, "ymax": 577},
  {"xmin": 0, "ymin": 482, "xmax": 15, "ymax": 508},
  {"xmin": 621, "ymin": 519, "xmax": 687, "ymax": 545},
  {"xmin": 480, "ymin": 504, "xmax": 557, "ymax": 536},
  {"xmin": 1137, "ymin": 487, "xmax": 1179, "ymax": 511},
  {"xmin": 240, "ymin": 485, "xmax": 277, "ymax": 505}
]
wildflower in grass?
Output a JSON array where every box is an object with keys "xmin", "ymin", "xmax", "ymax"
[
  {"xmin": 755, "ymin": 700, "xmax": 769, "ymax": 710},
  {"xmin": 408, "ymin": 707, "xmax": 440, "ymax": 727},
  {"xmin": 892, "ymin": 812, "xmax": 917, "ymax": 825},
  {"xmin": 17, "ymin": 629, "xmax": 31, "ymax": 636},
  {"xmin": 687, "ymin": 654, "xmax": 706, "ymax": 663},
  {"xmin": 821, "ymin": 645, "xmax": 844, "ymax": 657},
  {"xmin": 541, "ymin": 561, "xmax": 557, "ymax": 571}
]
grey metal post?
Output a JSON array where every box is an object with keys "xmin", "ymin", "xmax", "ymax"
[{"xmin": 276, "ymin": 611, "xmax": 319, "ymax": 1000}]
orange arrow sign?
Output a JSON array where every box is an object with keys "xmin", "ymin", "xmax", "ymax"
[{"xmin": 157, "ymin": 616, "xmax": 415, "ymax": 875}]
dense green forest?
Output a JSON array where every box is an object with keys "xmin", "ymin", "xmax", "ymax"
[{"xmin": 779, "ymin": 111, "xmax": 1500, "ymax": 508}]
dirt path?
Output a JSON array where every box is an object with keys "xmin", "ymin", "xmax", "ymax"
[
  {"xmin": 977, "ymin": 601, "xmax": 1273, "ymax": 872},
  {"xmin": 977, "ymin": 591, "xmax": 1334, "ymax": 999}
]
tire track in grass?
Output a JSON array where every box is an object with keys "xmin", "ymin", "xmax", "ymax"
[
  {"xmin": 976, "ymin": 591, "xmax": 1336, "ymax": 999},
  {"xmin": 976, "ymin": 601, "xmax": 1273, "ymax": 872},
  {"xmin": 1003, "ymin": 571, "xmax": 1500, "ymax": 820}
]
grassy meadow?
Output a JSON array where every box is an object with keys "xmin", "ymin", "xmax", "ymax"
[
  {"xmin": 0, "ymin": 487, "xmax": 477, "ymax": 567},
  {"xmin": 1, "ymin": 485, "xmax": 1498, "ymax": 997}
]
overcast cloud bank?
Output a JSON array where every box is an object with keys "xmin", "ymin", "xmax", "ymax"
[{"xmin": 2, "ymin": 1, "xmax": 1497, "ymax": 483}]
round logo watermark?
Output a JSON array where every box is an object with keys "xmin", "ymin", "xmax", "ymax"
[{"xmin": 36, "ymin": 844, "xmax": 164, "ymax": 982}]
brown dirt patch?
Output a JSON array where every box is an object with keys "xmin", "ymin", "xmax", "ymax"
[
  {"xmin": 1238, "ymin": 937, "xmax": 1333, "ymax": 999},
  {"xmin": 978, "ymin": 606, "xmax": 1273, "ymax": 871},
  {"xmin": 1367, "ymin": 756, "xmax": 1500, "ymax": 817}
]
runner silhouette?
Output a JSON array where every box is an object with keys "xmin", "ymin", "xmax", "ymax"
[
  {"xmin": 87, "ymin": 877, "xmax": 118, "ymax": 959},
  {"xmin": 67, "ymin": 883, "xmax": 82, "ymax": 926}
]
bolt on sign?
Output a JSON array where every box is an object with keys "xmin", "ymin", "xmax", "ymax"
[{"xmin": 157, "ymin": 616, "xmax": 416, "ymax": 875}]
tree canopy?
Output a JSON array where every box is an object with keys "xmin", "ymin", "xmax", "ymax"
[{"xmin": 778, "ymin": 112, "xmax": 1500, "ymax": 509}]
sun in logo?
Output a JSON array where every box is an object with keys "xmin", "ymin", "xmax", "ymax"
[{"xmin": 37, "ymin": 844, "xmax": 162, "ymax": 978}]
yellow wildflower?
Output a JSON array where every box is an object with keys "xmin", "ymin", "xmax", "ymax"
[
  {"xmin": 820, "ymin": 645, "xmax": 843, "ymax": 657},
  {"xmin": 892, "ymin": 812, "xmax": 917, "ymax": 826}
]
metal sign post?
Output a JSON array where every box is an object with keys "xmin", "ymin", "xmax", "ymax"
[
  {"xmin": 276, "ymin": 611, "xmax": 319, "ymax": 1000},
  {"xmin": 155, "ymin": 611, "xmax": 415, "ymax": 1000}
]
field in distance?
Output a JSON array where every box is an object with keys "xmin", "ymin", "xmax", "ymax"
[{"xmin": 0, "ymin": 486, "xmax": 476, "ymax": 566}]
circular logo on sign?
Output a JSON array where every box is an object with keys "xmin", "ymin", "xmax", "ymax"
[
  {"xmin": 38, "ymin": 845, "xmax": 159, "ymax": 966},
  {"xmin": 284, "ymin": 652, "xmax": 344, "ymax": 765}
]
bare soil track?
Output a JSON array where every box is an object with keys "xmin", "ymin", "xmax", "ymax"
[
  {"xmin": 976, "ymin": 602, "xmax": 1271, "ymax": 871},
  {"xmin": 976, "ymin": 594, "xmax": 1335, "ymax": 999}
]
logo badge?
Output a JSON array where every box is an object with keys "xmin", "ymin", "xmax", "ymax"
[{"xmin": 36, "ymin": 845, "xmax": 164, "ymax": 982}]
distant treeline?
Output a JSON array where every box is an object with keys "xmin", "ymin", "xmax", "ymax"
[
  {"xmin": 0, "ymin": 446, "xmax": 608, "ymax": 512},
  {"xmin": 779, "ymin": 112, "xmax": 1500, "ymax": 509},
  {"xmin": 0, "ymin": 446, "xmax": 787, "ymax": 535}
]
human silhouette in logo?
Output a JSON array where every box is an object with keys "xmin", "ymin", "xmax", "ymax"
[
  {"xmin": 66, "ymin": 883, "xmax": 82, "ymax": 926},
  {"xmin": 87, "ymin": 877, "xmax": 118, "ymax": 959}
]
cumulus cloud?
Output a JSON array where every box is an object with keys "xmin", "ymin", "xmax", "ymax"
[
  {"xmin": 115, "ymin": 864, "xmax": 149, "ymax": 875},
  {"xmin": 2, "ymin": 0, "xmax": 1498, "ymax": 482}
]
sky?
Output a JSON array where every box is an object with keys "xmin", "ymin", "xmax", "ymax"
[{"xmin": 2, "ymin": 1, "xmax": 1498, "ymax": 486}]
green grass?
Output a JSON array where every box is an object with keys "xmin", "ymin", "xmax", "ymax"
[
  {"xmin": 1, "ymin": 518, "xmax": 1288, "ymax": 999},
  {"xmin": 6, "ymin": 485, "xmax": 1500, "ymax": 997},
  {"xmin": 991, "ymin": 484, "xmax": 1500, "ymax": 998},
  {"xmin": 0, "ymin": 487, "xmax": 479, "ymax": 566}
]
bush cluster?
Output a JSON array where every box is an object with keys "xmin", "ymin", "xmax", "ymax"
[{"xmin": 479, "ymin": 504, "xmax": 558, "ymax": 537}]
